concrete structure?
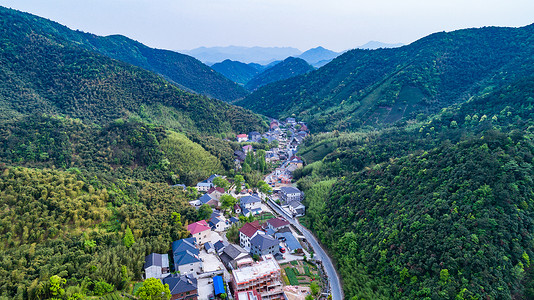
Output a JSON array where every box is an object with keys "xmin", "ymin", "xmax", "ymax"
[
  {"xmin": 163, "ymin": 274, "xmax": 198, "ymax": 300},
  {"xmin": 231, "ymin": 255, "xmax": 284, "ymax": 300},
  {"xmin": 219, "ymin": 244, "xmax": 253, "ymax": 270},
  {"xmin": 287, "ymin": 201, "xmax": 306, "ymax": 217},
  {"xmin": 280, "ymin": 187, "xmax": 303, "ymax": 204},
  {"xmin": 237, "ymin": 134, "xmax": 248, "ymax": 142},
  {"xmin": 144, "ymin": 253, "xmax": 169, "ymax": 279},
  {"xmin": 237, "ymin": 290, "xmax": 263, "ymax": 300}
]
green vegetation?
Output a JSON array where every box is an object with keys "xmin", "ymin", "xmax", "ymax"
[
  {"xmin": 0, "ymin": 7, "xmax": 248, "ymax": 102},
  {"xmin": 0, "ymin": 6, "xmax": 265, "ymax": 134},
  {"xmin": 211, "ymin": 59, "xmax": 262, "ymax": 86},
  {"xmin": 239, "ymin": 24, "xmax": 534, "ymax": 132},
  {"xmin": 135, "ymin": 278, "xmax": 171, "ymax": 300}
]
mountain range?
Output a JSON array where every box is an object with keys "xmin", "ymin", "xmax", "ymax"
[{"xmin": 237, "ymin": 25, "xmax": 534, "ymax": 131}]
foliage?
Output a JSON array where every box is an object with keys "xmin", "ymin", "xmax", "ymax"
[
  {"xmin": 135, "ymin": 278, "xmax": 171, "ymax": 300},
  {"xmin": 123, "ymin": 226, "xmax": 135, "ymax": 248},
  {"xmin": 197, "ymin": 204, "xmax": 213, "ymax": 221},
  {"xmin": 0, "ymin": 6, "xmax": 265, "ymax": 134},
  {"xmin": 239, "ymin": 24, "xmax": 534, "ymax": 132},
  {"xmin": 94, "ymin": 280, "xmax": 114, "ymax": 296}
]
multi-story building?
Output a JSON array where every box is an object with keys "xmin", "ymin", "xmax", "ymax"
[
  {"xmin": 280, "ymin": 187, "xmax": 303, "ymax": 204},
  {"xmin": 231, "ymin": 255, "xmax": 284, "ymax": 300}
]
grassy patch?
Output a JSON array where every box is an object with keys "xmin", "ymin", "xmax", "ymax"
[{"xmin": 285, "ymin": 267, "xmax": 299, "ymax": 285}]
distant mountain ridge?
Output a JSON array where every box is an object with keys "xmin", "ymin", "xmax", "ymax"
[
  {"xmin": 245, "ymin": 57, "xmax": 315, "ymax": 91},
  {"xmin": 181, "ymin": 46, "xmax": 302, "ymax": 65},
  {"xmin": 297, "ymin": 46, "xmax": 340, "ymax": 67}
]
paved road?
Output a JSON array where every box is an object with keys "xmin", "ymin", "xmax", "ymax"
[{"xmin": 266, "ymin": 198, "xmax": 344, "ymax": 300}]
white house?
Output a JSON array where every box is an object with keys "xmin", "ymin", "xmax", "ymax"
[
  {"xmin": 239, "ymin": 195, "xmax": 262, "ymax": 210},
  {"xmin": 239, "ymin": 221, "xmax": 262, "ymax": 251}
]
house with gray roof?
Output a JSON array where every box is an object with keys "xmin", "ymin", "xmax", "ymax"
[
  {"xmin": 172, "ymin": 238, "xmax": 202, "ymax": 275},
  {"xmin": 280, "ymin": 187, "xmax": 303, "ymax": 204},
  {"xmin": 163, "ymin": 274, "xmax": 198, "ymax": 300},
  {"xmin": 250, "ymin": 233, "xmax": 280, "ymax": 257},
  {"xmin": 288, "ymin": 200, "xmax": 306, "ymax": 217},
  {"xmin": 276, "ymin": 232, "xmax": 302, "ymax": 253},
  {"xmin": 219, "ymin": 244, "xmax": 253, "ymax": 270},
  {"xmin": 144, "ymin": 253, "xmax": 170, "ymax": 279},
  {"xmin": 239, "ymin": 195, "xmax": 262, "ymax": 211}
]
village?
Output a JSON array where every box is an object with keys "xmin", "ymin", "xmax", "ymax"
[{"xmin": 141, "ymin": 118, "xmax": 328, "ymax": 300}]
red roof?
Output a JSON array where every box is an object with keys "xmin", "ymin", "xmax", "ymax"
[
  {"xmin": 242, "ymin": 145, "xmax": 253, "ymax": 150},
  {"xmin": 237, "ymin": 134, "xmax": 248, "ymax": 138},
  {"xmin": 239, "ymin": 220, "xmax": 262, "ymax": 238},
  {"xmin": 188, "ymin": 220, "xmax": 210, "ymax": 235},
  {"xmin": 207, "ymin": 187, "xmax": 225, "ymax": 194},
  {"xmin": 267, "ymin": 217, "xmax": 290, "ymax": 228}
]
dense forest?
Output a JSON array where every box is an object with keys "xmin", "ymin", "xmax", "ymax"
[
  {"xmin": 238, "ymin": 24, "xmax": 534, "ymax": 131},
  {"xmin": 0, "ymin": 6, "xmax": 267, "ymax": 299},
  {"xmin": 294, "ymin": 72, "xmax": 534, "ymax": 299},
  {"xmin": 211, "ymin": 59, "xmax": 263, "ymax": 86},
  {"xmin": 0, "ymin": 6, "xmax": 248, "ymax": 102}
]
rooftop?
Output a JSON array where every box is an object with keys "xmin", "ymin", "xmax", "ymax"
[
  {"xmin": 239, "ymin": 221, "xmax": 262, "ymax": 238},
  {"xmin": 281, "ymin": 186, "xmax": 301, "ymax": 194},
  {"xmin": 163, "ymin": 274, "xmax": 197, "ymax": 295},
  {"xmin": 240, "ymin": 195, "xmax": 261, "ymax": 205},
  {"xmin": 188, "ymin": 220, "xmax": 211, "ymax": 235},
  {"xmin": 144, "ymin": 253, "xmax": 169, "ymax": 269},
  {"xmin": 267, "ymin": 217, "xmax": 290, "ymax": 228},
  {"xmin": 233, "ymin": 257, "xmax": 281, "ymax": 285}
]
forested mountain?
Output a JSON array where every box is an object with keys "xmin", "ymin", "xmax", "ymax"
[
  {"xmin": 238, "ymin": 24, "xmax": 534, "ymax": 131},
  {"xmin": 211, "ymin": 59, "xmax": 262, "ymax": 85},
  {"xmin": 297, "ymin": 46, "xmax": 340, "ymax": 67},
  {"xmin": 0, "ymin": 6, "xmax": 264, "ymax": 134},
  {"xmin": 0, "ymin": 6, "xmax": 248, "ymax": 102},
  {"xmin": 294, "ymin": 70, "xmax": 534, "ymax": 299},
  {"xmin": 245, "ymin": 57, "xmax": 315, "ymax": 91}
]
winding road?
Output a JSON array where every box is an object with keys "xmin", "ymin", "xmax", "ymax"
[{"xmin": 266, "ymin": 198, "xmax": 344, "ymax": 300}]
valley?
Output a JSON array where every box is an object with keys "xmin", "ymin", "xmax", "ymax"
[{"xmin": 0, "ymin": 4, "xmax": 534, "ymax": 300}]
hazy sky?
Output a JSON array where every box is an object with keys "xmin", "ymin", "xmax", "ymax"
[{"xmin": 1, "ymin": 0, "xmax": 533, "ymax": 52}]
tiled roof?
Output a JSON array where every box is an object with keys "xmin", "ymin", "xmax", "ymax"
[
  {"xmin": 240, "ymin": 195, "xmax": 261, "ymax": 205},
  {"xmin": 239, "ymin": 221, "xmax": 262, "ymax": 238},
  {"xmin": 207, "ymin": 187, "xmax": 225, "ymax": 194},
  {"xmin": 144, "ymin": 253, "xmax": 169, "ymax": 269},
  {"xmin": 280, "ymin": 186, "xmax": 301, "ymax": 194},
  {"xmin": 250, "ymin": 233, "xmax": 279, "ymax": 250},
  {"xmin": 187, "ymin": 220, "xmax": 211, "ymax": 235},
  {"xmin": 163, "ymin": 274, "xmax": 197, "ymax": 295},
  {"xmin": 267, "ymin": 217, "xmax": 290, "ymax": 228}
]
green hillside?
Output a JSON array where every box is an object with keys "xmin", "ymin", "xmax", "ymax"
[
  {"xmin": 238, "ymin": 24, "xmax": 534, "ymax": 131},
  {"xmin": 0, "ymin": 6, "xmax": 249, "ymax": 102},
  {"xmin": 294, "ymin": 72, "xmax": 534, "ymax": 299},
  {"xmin": 211, "ymin": 59, "xmax": 261, "ymax": 85},
  {"xmin": 0, "ymin": 6, "xmax": 264, "ymax": 134},
  {"xmin": 244, "ymin": 57, "xmax": 315, "ymax": 91}
]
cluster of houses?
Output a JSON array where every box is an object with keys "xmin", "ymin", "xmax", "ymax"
[
  {"xmin": 144, "ymin": 213, "xmax": 304, "ymax": 300},
  {"xmin": 234, "ymin": 118, "xmax": 309, "ymax": 173}
]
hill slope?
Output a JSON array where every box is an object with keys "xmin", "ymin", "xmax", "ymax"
[
  {"xmin": 245, "ymin": 57, "xmax": 315, "ymax": 91},
  {"xmin": 211, "ymin": 59, "xmax": 261, "ymax": 85},
  {"xmin": 238, "ymin": 25, "xmax": 534, "ymax": 131},
  {"xmin": 0, "ymin": 6, "xmax": 264, "ymax": 134},
  {"xmin": 0, "ymin": 6, "xmax": 248, "ymax": 102}
]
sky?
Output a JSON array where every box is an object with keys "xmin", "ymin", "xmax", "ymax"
[{"xmin": 0, "ymin": 0, "xmax": 533, "ymax": 52}]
